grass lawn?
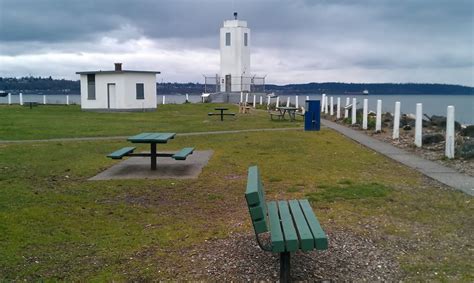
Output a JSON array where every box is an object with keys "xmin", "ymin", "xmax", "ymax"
[
  {"xmin": 0, "ymin": 104, "xmax": 300, "ymax": 140},
  {"xmin": 0, "ymin": 104, "xmax": 472, "ymax": 280}
]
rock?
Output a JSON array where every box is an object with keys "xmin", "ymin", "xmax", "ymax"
[
  {"xmin": 430, "ymin": 115, "xmax": 446, "ymax": 127},
  {"xmin": 456, "ymin": 139, "xmax": 474, "ymax": 159},
  {"xmin": 422, "ymin": 133, "xmax": 444, "ymax": 145},
  {"xmin": 403, "ymin": 125, "xmax": 412, "ymax": 131},
  {"xmin": 383, "ymin": 112, "xmax": 393, "ymax": 122},
  {"xmin": 428, "ymin": 115, "xmax": 461, "ymax": 130},
  {"xmin": 460, "ymin": 125, "xmax": 474, "ymax": 137}
]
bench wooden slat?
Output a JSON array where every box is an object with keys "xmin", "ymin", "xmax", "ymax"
[
  {"xmin": 299, "ymin": 199, "xmax": 328, "ymax": 250},
  {"xmin": 107, "ymin": 147, "xmax": 136, "ymax": 159},
  {"xmin": 288, "ymin": 200, "xmax": 315, "ymax": 251},
  {"xmin": 267, "ymin": 201, "xmax": 285, "ymax": 253},
  {"xmin": 253, "ymin": 219, "xmax": 268, "ymax": 234},
  {"xmin": 278, "ymin": 201, "xmax": 299, "ymax": 252},
  {"xmin": 245, "ymin": 166, "xmax": 268, "ymax": 233},
  {"xmin": 172, "ymin": 147, "xmax": 194, "ymax": 160},
  {"xmin": 248, "ymin": 202, "xmax": 265, "ymax": 220}
]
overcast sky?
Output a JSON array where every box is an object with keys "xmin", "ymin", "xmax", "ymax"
[{"xmin": 0, "ymin": 0, "xmax": 473, "ymax": 85}]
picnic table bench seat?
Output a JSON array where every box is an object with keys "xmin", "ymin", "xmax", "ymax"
[
  {"xmin": 245, "ymin": 166, "xmax": 328, "ymax": 282},
  {"xmin": 107, "ymin": 147, "xmax": 136, "ymax": 159},
  {"xmin": 269, "ymin": 111, "xmax": 284, "ymax": 120},
  {"xmin": 172, "ymin": 147, "xmax": 195, "ymax": 160}
]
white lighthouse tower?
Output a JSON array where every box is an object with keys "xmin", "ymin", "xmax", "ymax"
[{"xmin": 220, "ymin": 12, "xmax": 250, "ymax": 92}]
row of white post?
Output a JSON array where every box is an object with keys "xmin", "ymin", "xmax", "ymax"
[
  {"xmin": 5, "ymin": 93, "xmax": 70, "ymax": 105},
  {"xmin": 321, "ymin": 95, "xmax": 457, "ymax": 159},
  {"xmin": 238, "ymin": 93, "xmax": 311, "ymax": 110}
]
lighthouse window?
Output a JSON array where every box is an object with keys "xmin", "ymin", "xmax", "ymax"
[
  {"xmin": 244, "ymin": 33, "xmax": 248, "ymax": 46},
  {"xmin": 225, "ymin": 32, "xmax": 231, "ymax": 46}
]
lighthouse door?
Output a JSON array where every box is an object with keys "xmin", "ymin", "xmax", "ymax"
[{"xmin": 225, "ymin": 75, "xmax": 231, "ymax": 92}]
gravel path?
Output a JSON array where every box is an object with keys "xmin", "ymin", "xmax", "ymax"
[{"xmin": 182, "ymin": 228, "xmax": 402, "ymax": 281}]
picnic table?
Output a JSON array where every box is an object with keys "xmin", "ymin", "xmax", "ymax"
[
  {"xmin": 208, "ymin": 107, "xmax": 236, "ymax": 121},
  {"xmin": 107, "ymin": 132, "xmax": 194, "ymax": 170},
  {"xmin": 276, "ymin": 106, "xmax": 298, "ymax": 121},
  {"xmin": 23, "ymin": 101, "xmax": 39, "ymax": 109}
]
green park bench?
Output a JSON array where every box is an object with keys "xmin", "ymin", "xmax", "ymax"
[{"xmin": 245, "ymin": 165, "xmax": 328, "ymax": 282}]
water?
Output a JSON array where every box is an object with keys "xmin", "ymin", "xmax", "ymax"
[{"xmin": 1, "ymin": 93, "xmax": 472, "ymax": 124}]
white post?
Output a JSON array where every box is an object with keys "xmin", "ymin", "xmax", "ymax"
[
  {"xmin": 245, "ymin": 92, "xmax": 249, "ymax": 105},
  {"xmin": 8, "ymin": 93, "xmax": 11, "ymax": 105},
  {"xmin": 66, "ymin": 95, "xmax": 69, "ymax": 105},
  {"xmin": 324, "ymin": 96, "xmax": 329, "ymax": 113},
  {"xmin": 240, "ymin": 92, "xmax": 243, "ymax": 103},
  {"xmin": 362, "ymin": 98, "xmax": 368, "ymax": 129},
  {"xmin": 392, "ymin": 102, "xmax": 401, "ymax": 139},
  {"xmin": 445, "ymin": 106, "xmax": 455, "ymax": 158},
  {"xmin": 306, "ymin": 95, "xmax": 309, "ymax": 101},
  {"xmin": 329, "ymin": 97, "xmax": 334, "ymax": 116},
  {"xmin": 376, "ymin": 100, "xmax": 382, "ymax": 132},
  {"xmin": 253, "ymin": 95, "xmax": 256, "ymax": 108},
  {"xmin": 267, "ymin": 96, "xmax": 271, "ymax": 106},
  {"xmin": 19, "ymin": 92, "xmax": 23, "ymax": 105},
  {"xmin": 351, "ymin": 98, "xmax": 357, "ymax": 124},
  {"xmin": 336, "ymin": 97, "xmax": 341, "ymax": 119},
  {"xmin": 162, "ymin": 95, "xmax": 166, "ymax": 105},
  {"xmin": 43, "ymin": 95, "xmax": 46, "ymax": 105},
  {"xmin": 295, "ymin": 95, "xmax": 299, "ymax": 109},
  {"xmin": 259, "ymin": 96, "xmax": 263, "ymax": 105},
  {"xmin": 276, "ymin": 97, "xmax": 280, "ymax": 108},
  {"xmin": 321, "ymin": 94, "xmax": 326, "ymax": 112},
  {"xmin": 186, "ymin": 93, "xmax": 189, "ymax": 103},
  {"xmin": 285, "ymin": 97, "xmax": 290, "ymax": 107},
  {"xmin": 345, "ymin": 97, "xmax": 350, "ymax": 118},
  {"xmin": 414, "ymin": 103, "xmax": 423, "ymax": 147}
]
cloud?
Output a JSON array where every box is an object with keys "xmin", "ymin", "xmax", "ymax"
[{"xmin": 0, "ymin": 0, "xmax": 472, "ymax": 86}]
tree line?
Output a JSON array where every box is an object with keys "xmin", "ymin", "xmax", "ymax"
[{"xmin": 1, "ymin": 76, "xmax": 472, "ymax": 95}]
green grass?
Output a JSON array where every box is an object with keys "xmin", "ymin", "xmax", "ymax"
[
  {"xmin": 306, "ymin": 182, "xmax": 391, "ymax": 202},
  {"xmin": 0, "ymin": 104, "xmax": 301, "ymax": 140},
  {"xmin": 0, "ymin": 104, "xmax": 472, "ymax": 281}
]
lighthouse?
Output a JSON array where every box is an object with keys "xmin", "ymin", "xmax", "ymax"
[{"xmin": 220, "ymin": 12, "xmax": 251, "ymax": 92}]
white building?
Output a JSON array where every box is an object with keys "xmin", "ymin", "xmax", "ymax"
[
  {"xmin": 220, "ymin": 12, "xmax": 251, "ymax": 92},
  {"xmin": 76, "ymin": 63, "xmax": 160, "ymax": 111}
]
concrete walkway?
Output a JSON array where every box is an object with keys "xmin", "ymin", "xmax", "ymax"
[
  {"xmin": 0, "ymin": 127, "xmax": 302, "ymax": 144},
  {"xmin": 321, "ymin": 119, "xmax": 474, "ymax": 196}
]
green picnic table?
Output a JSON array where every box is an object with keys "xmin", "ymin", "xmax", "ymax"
[
  {"xmin": 107, "ymin": 132, "xmax": 194, "ymax": 170},
  {"xmin": 276, "ymin": 106, "xmax": 298, "ymax": 121}
]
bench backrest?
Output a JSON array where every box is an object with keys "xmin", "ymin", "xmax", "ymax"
[{"xmin": 245, "ymin": 166, "xmax": 268, "ymax": 234}]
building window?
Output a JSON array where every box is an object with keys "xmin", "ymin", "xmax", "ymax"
[
  {"xmin": 87, "ymin": 74, "xmax": 95, "ymax": 100},
  {"xmin": 225, "ymin": 32, "xmax": 231, "ymax": 46},
  {"xmin": 244, "ymin": 33, "xmax": 248, "ymax": 46},
  {"xmin": 136, "ymin": 83, "xmax": 144, "ymax": 100}
]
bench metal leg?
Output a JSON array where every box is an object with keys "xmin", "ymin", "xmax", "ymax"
[
  {"xmin": 280, "ymin": 252, "xmax": 290, "ymax": 283},
  {"xmin": 150, "ymin": 143, "xmax": 157, "ymax": 170}
]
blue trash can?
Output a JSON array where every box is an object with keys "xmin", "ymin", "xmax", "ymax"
[{"xmin": 304, "ymin": 100, "xmax": 320, "ymax": 131}]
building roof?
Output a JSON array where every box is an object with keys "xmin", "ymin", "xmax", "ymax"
[{"xmin": 76, "ymin": 70, "xmax": 161, "ymax": 75}]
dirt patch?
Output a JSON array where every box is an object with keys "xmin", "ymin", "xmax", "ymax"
[{"xmin": 180, "ymin": 229, "xmax": 403, "ymax": 281}]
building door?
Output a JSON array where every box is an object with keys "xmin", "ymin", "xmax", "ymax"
[
  {"xmin": 107, "ymin": 83, "xmax": 116, "ymax": 109},
  {"xmin": 225, "ymin": 75, "xmax": 231, "ymax": 92}
]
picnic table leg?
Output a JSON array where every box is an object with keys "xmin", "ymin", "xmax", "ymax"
[
  {"xmin": 150, "ymin": 143, "xmax": 157, "ymax": 170},
  {"xmin": 280, "ymin": 252, "xmax": 290, "ymax": 282},
  {"xmin": 220, "ymin": 109, "xmax": 224, "ymax": 121}
]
